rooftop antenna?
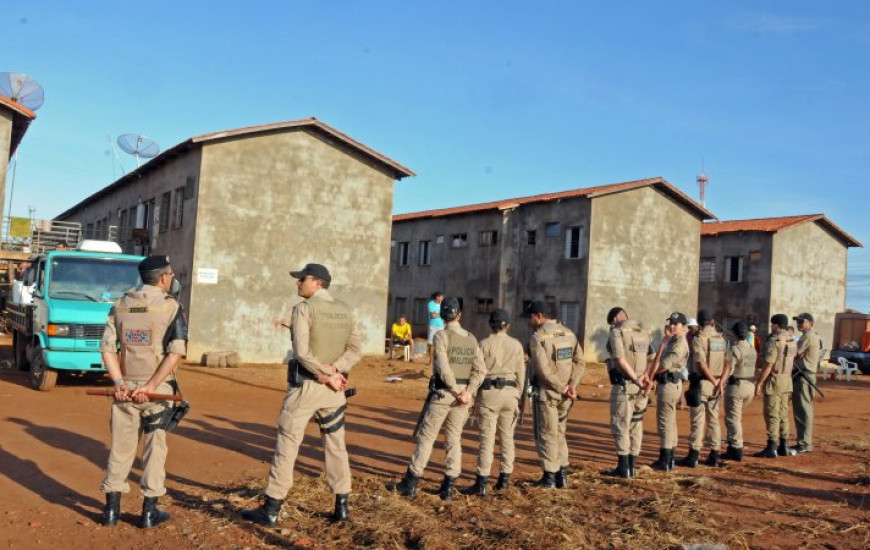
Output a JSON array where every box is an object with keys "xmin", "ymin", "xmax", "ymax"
[
  {"xmin": 0, "ymin": 71, "xmax": 44, "ymax": 238},
  {"xmin": 696, "ymin": 159, "xmax": 709, "ymax": 207},
  {"xmin": 117, "ymin": 133, "xmax": 160, "ymax": 168}
]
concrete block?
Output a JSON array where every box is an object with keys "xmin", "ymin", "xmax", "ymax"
[{"xmin": 202, "ymin": 351, "xmax": 241, "ymax": 368}]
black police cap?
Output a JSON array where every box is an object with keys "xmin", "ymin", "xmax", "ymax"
[
  {"xmin": 441, "ymin": 297, "xmax": 461, "ymax": 321},
  {"xmin": 770, "ymin": 313, "xmax": 789, "ymax": 327},
  {"xmin": 793, "ymin": 312, "xmax": 814, "ymax": 323},
  {"xmin": 289, "ymin": 263, "xmax": 331, "ymax": 284},
  {"xmin": 697, "ymin": 309, "xmax": 713, "ymax": 325},
  {"xmin": 522, "ymin": 301, "xmax": 551, "ymax": 318},
  {"xmin": 666, "ymin": 312, "xmax": 688, "ymax": 325},
  {"xmin": 606, "ymin": 307, "xmax": 625, "ymax": 325},
  {"xmin": 138, "ymin": 255, "xmax": 170, "ymax": 274},
  {"xmin": 489, "ymin": 308, "xmax": 510, "ymax": 326}
]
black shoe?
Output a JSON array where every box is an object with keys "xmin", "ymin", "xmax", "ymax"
[
  {"xmin": 753, "ymin": 440, "xmax": 778, "ymax": 458},
  {"xmin": 385, "ymin": 469, "xmax": 419, "ymax": 499},
  {"xmin": 676, "ymin": 449, "xmax": 700, "ymax": 468},
  {"xmin": 330, "ymin": 494, "xmax": 349, "ymax": 522},
  {"xmin": 460, "ymin": 475, "xmax": 488, "ymax": 497},
  {"xmin": 493, "ymin": 473, "xmax": 511, "ymax": 490},
  {"xmin": 555, "ymin": 467, "xmax": 569, "ymax": 489},
  {"xmin": 722, "ymin": 445, "xmax": 741, "ymax": 461},
  {"xmin": 140, "ymin": 497, "xmax": 170, "ymax": 529},
  {"xmin": 790, "ymin": 445, "xmax": 811, "ymax": 454},
  {"xmin": 628, "ymin": 455, "xmax": 637, "ymax": 478},
  {"xmin": 705, "ymin": 450, "xmax": 722, "ymax": 467},
  {"xmin": 241, "ymin": 495, "xmax": 283, "ymax": 527},
  {"xmin": 535, "ymin": 471, "xmax": 557, "ymax": 488},
  {"xmin": 651, "ymin": 449, "xmax": 672, "ymax": 472},
  {"xmin": 605, "ymin": 455, "xmax": 630, "ymax": 478},
  {"xmin": 778, "ymin": 439, "xmax": 796, "ymax": 457},
  {"xmin": 100, "ymin": 492, "xmax": 121, "ymax": 527},
  {"xmin": 668, "ymin": 448, "xmax": 676, "ymax": 470},
  {"xmin": 438, "ymin": 476, "xmax": 456, "ymax": 501}
]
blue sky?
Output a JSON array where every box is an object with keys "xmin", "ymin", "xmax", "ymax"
[{"xmin": 4, "ymin": 1, "xmax": 870, "ymax": 308}]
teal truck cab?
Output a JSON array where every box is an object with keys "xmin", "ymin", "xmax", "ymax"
[{"xmin": 7, "ymin": 241, "xmax": 144, "ymax": 390}]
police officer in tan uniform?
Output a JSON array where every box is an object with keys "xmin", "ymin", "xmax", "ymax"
[
  {"xmin": 388, "ymin": 297, "xmax": 486, "ymax": 501},
  {"xmin": 604, "ymin": 307, "xmax": 653, "ymax": 478},
  {"xmin": 243, "ymin": 264, "xmax": 361, "ymax": 525},
  {"xmin": 99, "ymin": 255, "xmax": 187, "ymax": 528},
  {"xmin": 754, "ymin": 313, "xmax": 797, "ymax": 458},
  {"xmin": 677, "ymin": 309, "xmax": 729, "ymax": 468},
  {"xmin": 791, "ymin": 313, "xmax": 821, "ymax": 454},
  {"xmin": 723, "ymin": 321, "xmax": 756, "ymax": 462},
  {"xmin": 648, "ymin": 312, "xmax": 690, "ymax": 472},
  {"xmin": 461, "ymin": 308, "xmax": 525, "ymax": 495},
  {"xmin": 525, "ymin": 301, "xmax": 585, "ymax": 489}
]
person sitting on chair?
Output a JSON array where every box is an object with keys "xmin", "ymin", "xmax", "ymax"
[{"xmin": 391, "ymin": 315, "xmax": 413, "ymax": 359}]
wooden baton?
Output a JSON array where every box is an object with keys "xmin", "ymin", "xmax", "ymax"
[{"xmin": 85, "ymin": 389, "xmax": 184, "ymax": 401}]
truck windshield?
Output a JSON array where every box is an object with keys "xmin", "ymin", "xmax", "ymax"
[{"xmin": 48, "ymin": 257, "xmax": 142, "ymax": 302}]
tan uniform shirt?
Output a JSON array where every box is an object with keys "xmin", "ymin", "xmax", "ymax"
[
  {"xmin": 529, "ymin": 319, "xmax": 585, "ymax": 400},
  {"xmin": 660, "ymin": 334, "xmax": 689, "ymax": 374},
  {"xmin": 764, "ymin": 331, "xmax": 792, "ymax": 373},
  {"xmin": 478, "ymin": 331, "xmax": 525, "ymax": 391},
  {"xmin": 609, "ymin": 319, "xmax": 654, "ymax": 379},
  {"xmin": 434, "ymin": 321, "xmax": 487, "ymax": 395},
  {"xmin": 291, "ymin": 288, "xmax": 362, "ymax": 376},
  {"xmin": 796, "ymin": 328, "xmax": 822, "ymax": 372}
]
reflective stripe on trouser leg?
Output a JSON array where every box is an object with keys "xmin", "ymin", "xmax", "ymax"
[
  {"xmin": 409, "ymin": 402, "xmax": 451, "ymax": 477},
  {"xmin": 792, "ymin": 374, "xmax": 814, "ymax": 449},
  {"xmin": 725, "ymin": 381, "xmax": 754, "ymax": 448},
  {"xmin": 656, "ymin": 381, "xmax": 681, "ymax": 449}
]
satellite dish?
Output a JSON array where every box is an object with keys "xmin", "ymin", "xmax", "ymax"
[
  {"xmin": 117, "ymin": 133, "xmax": 160, "ymax": 167},
  {"xmin": 0, "ymin": 71, "xmax": 45, "ymax": 111}
]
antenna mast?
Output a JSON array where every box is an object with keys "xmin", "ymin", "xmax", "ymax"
[{"xmin": 696, "ymin": 160, "xmax": 709, "ymax": 207}]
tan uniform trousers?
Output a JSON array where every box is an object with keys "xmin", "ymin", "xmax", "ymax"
[
  {"xmin": 535, "ymin": 397, "xmax": 573, "ymax": 472},
  {"xmin": 656, "ymin": 380, "xmax": 682, "ymax": 449},
  {"xmin": 792, "ymin": 373, "xmax": 815, "ymax": 450},
  {"xmin": 724, "ymin": 380, "xmax": 754, "ymax": 448},
  {"xmin": 101, "ymin": 380, "xmax": 173, "ymax": 497},
  {"xmin": 610, "ymin": 386, "xmax": 648, "ymax": 456},
  {"xmin": 688, "ymin": 388, "xmax": 722, "ymax": 451},
  {"xmin": 409, "ymin": 399, "xmax": 471, "ymax": 479},
  {"xmin": 475, "ymin": 386, "xmax": 520, "ymax": 476},
  {"xmin": 763, "ymin": 374, "xmax": 792, "ymax": 442},
  {"xmin": 265, "ymin": 380, "xmax": 350, "ymax": 499}
]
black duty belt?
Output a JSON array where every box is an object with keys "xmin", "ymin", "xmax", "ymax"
[
  {"xmin": 288, "ymin": 359, "xmax": 318, "ymax": 387},
  {"xmin": 431, "ymin": 377, "xmax": 469, "ymax": 391},
  {"xmin": 727, "ymin": 376, "xmax": 755, "ymax": 385},
  {"xmin": 481, "ymin": 377, "xmax": 518, "ymax": 390},
  {"xmin": 655, "ymin": 372, "xmax": 680, "ymax": 384}
]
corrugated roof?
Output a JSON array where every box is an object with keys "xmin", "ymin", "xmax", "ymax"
[
  {"xmin": 56, "ymin": 118, "xmax": 414, "ymax": 219},
  {"xmin": 702, "ymin": 215, "xmax": 862, "ymax": 247},
  {"xmin": 393, "ymin": 177, "xmax": 716, "ymax": 222},
  {"xmin": 0, "ymin": 95, "xmax": 37, "ymax": 158}
]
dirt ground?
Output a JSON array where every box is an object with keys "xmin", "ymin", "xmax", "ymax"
[{"xmin": 0, "ymin": 337, "xmax": 868, "ymax": 550}]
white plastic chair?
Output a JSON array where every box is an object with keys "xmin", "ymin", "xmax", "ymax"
[{"xmin": 836, "ymin": 357, "xmax": 860, "ymax": 381}]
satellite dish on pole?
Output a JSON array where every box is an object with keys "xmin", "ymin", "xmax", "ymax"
[
  {"xmin": 117, "ymin": 134, "xmax": 160, "ymax": 167},
  {"xmin": 0, "ymin": 72, "xmax": 45, "ymax": 111}
]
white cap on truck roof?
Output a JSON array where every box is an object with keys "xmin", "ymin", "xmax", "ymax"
[{"xmin": 76, "ymin": 240, "xmax": 123, "ymax": 254}]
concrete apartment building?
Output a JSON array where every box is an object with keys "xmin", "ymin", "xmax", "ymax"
[
  {"xmin": 0, "ymin": 96, "xmax": 36, "ymax": 222},
  {"xmin": 57, "ymin": 118, "xmax": 414, "ymax": 362},
  {"xmin": 389, "ymin": 177, "xmax": 715, "ymax": 362},
  {"xmin": 699, "ymin": 215, "xmax": 862, "ymax": 349}
]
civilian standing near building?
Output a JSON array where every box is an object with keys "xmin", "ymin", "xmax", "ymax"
[
  {"xmin": 723, "ymin": 321, "xmax": 756, "ymax": 462},
  {"xmin": 648, "ymin": 312, "xmax": 690, "ymax": 472},
  {"xmin": 604, "ymin": 307, "xmax": 653, "ymax": 479},
  {"xmin": 99, "ymin": 255, "xmax": 187, "ymax": 529},
  {"xmin": 754, "ymin": 313, "xmax": 797, "ymax": 458},
  {"xmin": 427, "ymin": 292, "xmax": 445, "ymax": 363},
  {"xmin": 791, "ymin": 313, "xmax": 821, "ymax": 454},
  {"xmin": 242, "ymin": 264, "xmax": 361, "ymax": 526},
  {"xmin": 461, "ymin": 308, "xmax": 525, "ymax": 495},
  {"xmin": 525, "ymin": 301, "xmax": 585, "ymax": 489},
  {"xmin": 677, "ymin": 309, "xmax": 728, "ymax": 468},
  {"xmin": 387, "ymin": 297, "xmax": 485, "ymax": 501}
]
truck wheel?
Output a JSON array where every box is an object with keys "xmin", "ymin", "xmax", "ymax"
[
  {"xmin": 14, "ymin": 332, "xmax": 30, "ymax": 371},
  {"xmin": 30, "ymin": 348, "xmax": 57, "ymax": 391}
]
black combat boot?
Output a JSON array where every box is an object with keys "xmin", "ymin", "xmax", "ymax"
[
  {"xmin": 555, "ymin": 466, "xmax": 569, "ymax": 489},
  {"xmin": 705, "ymin": 450, "xmax": 722, "ymax": 467},
  {"xmin": 628, "ymin": 455, "xmax": 638, "ymax": 478},
  {"xmin": 438, "ymin": 476, "xmax": 456, "ymax": 501},
  {"xmin": 330, "ymin": 494, "xmax": 349, "ymax": 522},
  {"xmin": 605, "ymin": 455, "xmax": 630, "ymax": 478},
  {"xmin": 535, "ymin": 470, "xmax": 557, "ymax": 488},
  {"xmin": 722, "ymin": 445, "xmax": 742, "ymax": 461},
  {"xmin": 676, "ymin": 449, "xmax": 700, "ymax": 468},
  {"xmin": 100, "ymin": 492, "xmax": 121, "ymax": 527},
  {"xmin": 241, "ymin": 495, "xmax": 283, "ymax": 527},
  {"xmin": 778, "ymin": 438, "xmax": 796, "ymax": 457},
  {"xmin": 140, "ymin": 497, "xmax": 170, "ymax": 529},
  {"xmin": 651, "ymin": 448, "xmax": 672, "ymax": 472},
  {"xmin": 460, "ymin": 475, "xmax": 488, "ymax": 496},
  {"xmin": 493, "ymin": 473, "xmax": 511, "ymax": 490},
  {"xmin": 385, "ymin": 468, "xmax": 419, "ymax": 499},
  {"xmin": 790, "ymin": 444, "xmax": 811, "ymax": 454},
  {"xmin": 668, "ymin": 449, "xmax": 677, "ymax": 470},
  {"xmin": 753, "ymin": 439, "xmax": 778, "ymax": 458}
]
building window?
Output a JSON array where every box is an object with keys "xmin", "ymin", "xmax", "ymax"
[
  {"xmin": 119, "ymin": 210, "xmax": 128, "ymax": 242},
  {"xmin": 527, "ymin": 230, "xmax": 536, "ymax": 245},
  {"xmin": 561, "ymin": 302, "xmax": 580, "ymax": 333},
  {"xmin": 748, "ymin": 250, "xmax": 762, "ymax": 261},
  {"xmin": 173, "ymin": 187, "xmax": 185, "ymax": 229},
  {"xmin": 479, "ymin": 230, "xmax": 498, "ymax": 247},
  {"xmin": 184, "ymin": 176, "xmax": 196, "ymax": 199},
  {"xmin": 397, "ymin": 241, "xmax": 410, "ymax": 266},
  {"xmin": 725, "ymin": 256, "xmax": 743, "ymax": 283},
  {"xmin": 545, "ymin": 222, "xmax": 561, "ymax": 237},
  {"xmin": 418, "ymin": 240, "xmax": 431, "ymax": 266},
  {"xmin": 451, "ymin": 233, "xmax": 468, "ymax": 248},
  {"xmin": 436, "ymin": 235, "xmax": 445, "ymax": 244},
  {"xmin": 413, "ymin": 298, "xmax": 428, "ymax": 324},
  {"xmin": 699, "ymin": 258, "xmax": 716, "ymax": 283},
  {"xmin": 85, "ymin": 223, "xmax": 94, "ymax": 239},
  {"xmin": 395, "ymin": 297, "xmax": 407, "ymax": 321},
  {"xmin": 476, "ymin": 298, "xmax": 494, "ymax": 314},
  {"xmin": 160, "ymin": 192, "xmax": 171, "ymax": 232},
  {"xmin": 565, "ymin": 226, "xmax": 584, "ymax": 259}
]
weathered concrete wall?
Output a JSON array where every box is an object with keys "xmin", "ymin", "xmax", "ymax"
[
  {"xmin": 770, "ymin": 221, "xmax": 848, "ymax": 350},
  {"xmin": 585, "ymin": 187, "xmax": 701, "ymax": 362},
  {"xmin": 0, "ymin": 110, "xmax": 12, "ymax": 223},
  {"xmin": 698, "ymin": 232, "xmax": 774, "ymax": 337},
  {"xmin": 188, "ymin": 129, "xmax": 396, "ymax": 363}
]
